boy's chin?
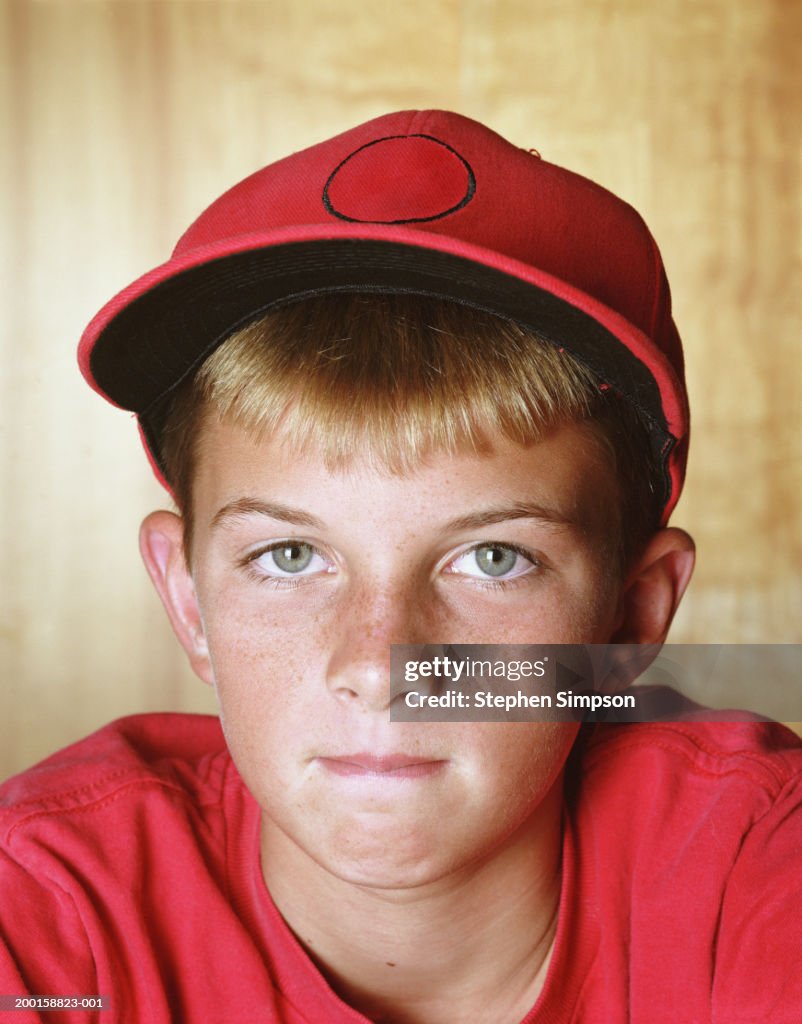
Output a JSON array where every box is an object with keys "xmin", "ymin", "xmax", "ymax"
[
  {"xmin": 265, "ymin": 811, "xmax": 469, "ymax": 892},
  {"xmin": 314, "ymin": 844, "xmax": 460, "ymax": 893}
]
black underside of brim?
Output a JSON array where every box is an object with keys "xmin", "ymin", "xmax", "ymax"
[{"xmin": 89, "ymin": 239, "xmax": 674, "ymax": 503}]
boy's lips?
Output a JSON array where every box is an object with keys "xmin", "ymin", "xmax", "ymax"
[{"xmin": 317, "ymin": 754, "xmax": 447, "ymax": 778}]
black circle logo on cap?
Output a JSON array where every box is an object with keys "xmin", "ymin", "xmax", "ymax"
[{"xmin": 323, "ymin": 134, "xmax": 476, "ymax": 225}]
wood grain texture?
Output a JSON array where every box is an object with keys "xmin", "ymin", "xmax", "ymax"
[{"xmin": 2, "ymin": 0, "xmax": 800, "ymax": 776}]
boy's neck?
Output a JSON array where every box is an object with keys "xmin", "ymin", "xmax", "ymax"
[{"xmin": 260, "ymin": 778, "xmax": 565, "ymax": 1024}]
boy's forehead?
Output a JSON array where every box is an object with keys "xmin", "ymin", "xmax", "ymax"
[{"xmin": 192, "ymin": 414, "xmax": 620, "ymax": 543}]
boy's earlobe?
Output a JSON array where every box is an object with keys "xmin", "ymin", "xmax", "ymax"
[
  {"xmin": 612, "ymin": 528, "xmax": 696, "ymax": 646},
  {"xmin": 139, "ymin": 511, "xmax": 215, "ymax": 686}
]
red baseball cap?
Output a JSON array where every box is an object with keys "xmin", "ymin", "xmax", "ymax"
[{"xmin": 79, "ymin": 109, "xmax": 688, "ymax": 521}]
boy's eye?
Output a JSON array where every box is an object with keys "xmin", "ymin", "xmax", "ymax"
[
  {"xmin": 251, "ymin": 542, "xmax": 329, "ymax": 577},
  {"xmin": 448, "ymin": 544, "xmax": 537, "ymax": 580}
]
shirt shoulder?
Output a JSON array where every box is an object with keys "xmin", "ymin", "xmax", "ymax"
[
  {"xmin": 579, "ymin": 718, "xmax": 802, "ymax": 796},
  {"xmin": 555, "ymin": 721, "xmax": 802, "ymax": 1022},
  {"xmin": 0, "ymin": 713, "xmax": 239, "ymax": 915},
  {"xmin": 0, "ymin": 712, "xmax": 231, "ymax": 838},
  {"xmin": 0, "ymin": 714, "xmax": 284, "ymax": 1022}
]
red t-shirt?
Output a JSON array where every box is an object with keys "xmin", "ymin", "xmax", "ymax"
[{"xmin": 1, "ymin": 713, "xmax": 800, "ymax": 1023}]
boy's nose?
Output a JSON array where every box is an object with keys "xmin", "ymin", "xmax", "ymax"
[{"xmin": 325, "ymin": 585, "xmax": 426, "ymax": 711}]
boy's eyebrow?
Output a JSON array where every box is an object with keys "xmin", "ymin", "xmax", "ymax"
[
  {"xmin": 210, "ymin": 499, "xmax": 579, "ymax": 534},
  {"xmin": 210, "ymin": 498, "xmax": 324, "ymax": 531},
  {"xmin": 444, "ymin": 502, "xmax": 578, "ymax": 532}
]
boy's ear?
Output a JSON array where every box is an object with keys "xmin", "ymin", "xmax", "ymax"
[
  {"xmin": 139, "ymin": 511, "xmax": 214, "ymax": 686},
  {"xmin": 612, "ymin": 527, "xmax": 695, "ymax": 645}
]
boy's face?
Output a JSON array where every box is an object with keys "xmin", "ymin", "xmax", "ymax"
[{"xmin": 159, "ymin": 415, "xmax": 628, "ymax": 890}]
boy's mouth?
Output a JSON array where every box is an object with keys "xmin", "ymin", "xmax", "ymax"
[{"xmin": 316, "ymin": 754, "xmax": 447, "ymax": 779}]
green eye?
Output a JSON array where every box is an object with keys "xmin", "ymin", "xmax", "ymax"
[
  {"xmin": 269, "ymin": 542, "xmax": 315, "ymax": 574},
  {"xmin": 446, "ymin": 543, "xmax": 537, "ymax": 583},
  {"xmin": 473, "ymin": 545, "xmax": 519, "ymax": 577},
  {"xmin": 246, "ymin": 540, "xmax": 331, "ymax": 583}
]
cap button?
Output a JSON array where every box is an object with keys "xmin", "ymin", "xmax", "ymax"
[{"xmin": 323, "ymin": 134, "xmax": 476, "ymax": 224}]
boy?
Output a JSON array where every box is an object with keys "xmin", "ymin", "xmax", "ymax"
[{"xmin": 1, "ymin": 110, "xmax": 800, "ymax": 1022}]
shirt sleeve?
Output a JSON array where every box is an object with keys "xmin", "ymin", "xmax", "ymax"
[
  {"xmin": 0, "ymin": 846, "xmax": 101, "ymax": 1024},
  {"xmin": 712, "ymin": 773, "xmax": 802, "ymax": 1022}
]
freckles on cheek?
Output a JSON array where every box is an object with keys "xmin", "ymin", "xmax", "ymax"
[
  {"xmin": 204, "ymin": 597, "xmax": 335, "ymax": 741},
  {"xmin": 546, "ymin": 571, "xmax": 621, "ymax": 643},
  {"xmin": 437, "ymin": 560, "xmax": 619, "ymax": 646}
]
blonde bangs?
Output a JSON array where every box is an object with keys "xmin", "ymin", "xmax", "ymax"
[{"xmin": 192, "ymin": 294, "xmax": 600, "ymax": 472}]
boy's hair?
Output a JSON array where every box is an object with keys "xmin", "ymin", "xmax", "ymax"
[{"xmin": 161, "ymin": 293, "xmax": 662, "ymax": 569}]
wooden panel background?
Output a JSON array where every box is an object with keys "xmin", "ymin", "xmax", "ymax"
[{"xmin": 1, "ymin": 0, "xmax": 800, "ymax": 778}]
